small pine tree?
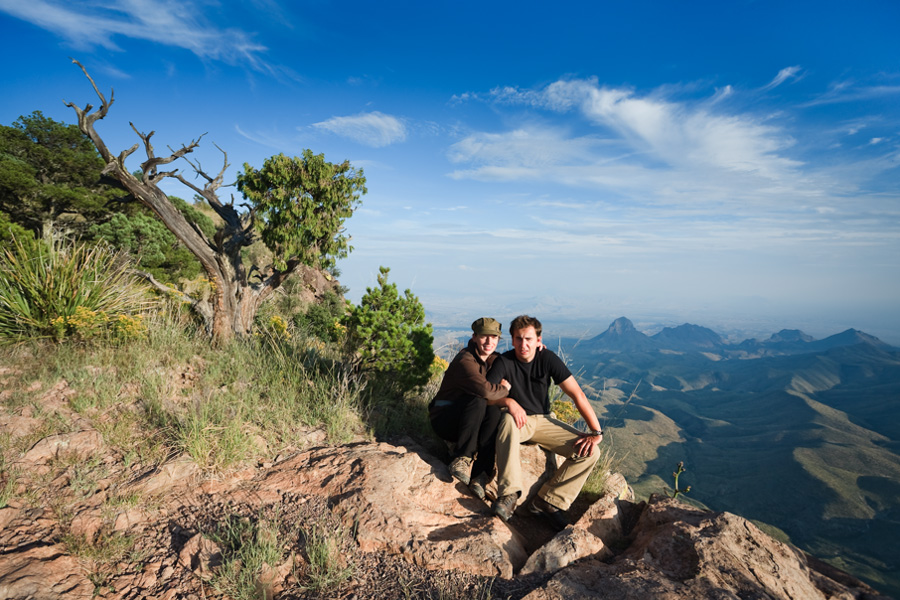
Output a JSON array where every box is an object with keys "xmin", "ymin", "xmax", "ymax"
[{"xmin": 345, "ymin": 266, "xmax": 434, "ymax": 390}]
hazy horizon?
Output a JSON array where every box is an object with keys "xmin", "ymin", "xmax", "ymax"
[{"xmin": 427, "ymin": 304, "xmax": 900, "ymax": 349}]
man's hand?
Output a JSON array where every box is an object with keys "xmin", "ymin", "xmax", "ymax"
[
  {"xmin": 573, "ymin": 432, "xmax": 602, "ymax": 457},
  {"xmin": 505, "ymin": 398, "xmax": 527, "ymax": 429},
  {"xmin": 500, "ymin": 378, "xmax": 511, "ymax": 392}
]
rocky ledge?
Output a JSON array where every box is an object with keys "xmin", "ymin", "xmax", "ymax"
[{"xmin": 0, "ymin": 425, "xmax": 892, "ymax": 600}]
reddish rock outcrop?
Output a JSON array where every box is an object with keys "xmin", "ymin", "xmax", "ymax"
[
  {"xmin": 249, "ymin": 441, "xmax": 531, "ymax": 578},
  {"xmin": 0, "ymin": 426, "xmax": 891, "ymax": 600},
  {"xmin": 0, "ymin": 544, "xmax": 93, "ymax": 600},
  {"xmin": 520, "ymin": 494, "xmax": 890, "ymax": 600}
]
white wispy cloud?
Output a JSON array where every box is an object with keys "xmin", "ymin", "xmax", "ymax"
[
  {"xmin": 538, "ymin": 78, "xmax": 800, "ymax": 178},
  {"xmin": 708, "ymin": 85, "xmax": 734, "ymax": 104},
  {"xmin": 762, "ymin": 65, "xmax": 803, "ymax": 91},
  {"xmin": 449, "ymin": 78, "xmax": 806, "ymax": 202},
  {"xmin": 311, "ymin": 112, "xmax": 408, "ymax": 147},
  {"xmin": 234, "ymin": 124, "xmax": 295, "ymax": 150},
  {"xmin": 447, "ymin": 126, "xmax": 603, "ymax": 169},
  {"xmin": 801, "ymin": 82, "xmax": 900, "ymax": 107},
  {"xmin": 0, "ymin": 0, "xmax": 269, "ymax": 69}
]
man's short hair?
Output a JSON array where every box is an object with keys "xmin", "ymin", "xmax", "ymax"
[{"xmin": 510, "ymin": 315, "xmax": 542, "ymax": 338}]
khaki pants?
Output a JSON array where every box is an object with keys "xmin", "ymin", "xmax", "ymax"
[{"xmin": 496, "ymin": 413, "xmax": 600, "ymax": 510}]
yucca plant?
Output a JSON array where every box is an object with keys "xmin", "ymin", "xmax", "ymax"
[{"xmin": 0, "ymin": 235, "xmax": 151, "ymax": 342}]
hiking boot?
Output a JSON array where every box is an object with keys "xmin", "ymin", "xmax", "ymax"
[
  {"xmin": 448, "ymin": 456, "xmax": 472, "ymax": 485},
  {"xmin": 492, "ymin": 494, "xmax": 518, "ymax": 522},
  {"xmin": 468, "ymin": 472, "xmax": 491, "ymax": 501},
  {"xmin": 528, "ymin": 496, "xmax": 570, "ymax": 530}
]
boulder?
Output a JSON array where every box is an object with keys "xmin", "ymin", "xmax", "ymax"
[
  {"xmin": 520, "ymin": 495, "xmax": 891, "ymax": 600},
  {"xmin": 1, "ymin": 417, "xmax": 889, "ymax": 600},
  {"xmin": 253, "ymin": 440, "xmax": 529, "ymax": 578},
  {"xmin": 521, "ymin": 472, "xmax": 633, "ymax": 576}
]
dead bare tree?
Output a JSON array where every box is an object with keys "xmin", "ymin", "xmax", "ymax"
[{"xmin": 64, "ymin": 60, "xmax": 365, "ymax": 342}]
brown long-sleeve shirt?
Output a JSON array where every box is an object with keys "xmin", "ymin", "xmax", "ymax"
[{"xmin": 429, "ymin": 340, "xmax": 508, "ymax": 417}]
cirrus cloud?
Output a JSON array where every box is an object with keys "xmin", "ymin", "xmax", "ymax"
[
  {"xmin": 311, "ymin": 111, "xmax": 408, "ymax": 147},
  {"xmin": 0, "ymin": 0, "xmax": 270, "ymax": 70}
]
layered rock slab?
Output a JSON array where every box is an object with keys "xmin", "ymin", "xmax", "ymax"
[{"xmin": 252, "ymin": 440, "xmax": 529, "ymax": 578}]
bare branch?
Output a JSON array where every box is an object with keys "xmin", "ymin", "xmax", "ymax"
[
  {"xmin": 131, "ymin": 123, "xmax": 204, "ymax": 184},
  {"xmin": 63, "ymin": 59, "xmax": 117, "ymax": 162},
  {"xmin": 179, "ymin": 143, "xmax": 229, "ymax": 200},
  {"xmin": 175, "ymin": 145, "xmax": 241, "ymax": 231}
]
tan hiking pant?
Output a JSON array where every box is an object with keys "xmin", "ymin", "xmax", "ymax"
[{"xmin": 496, "ymin": 413, "xmax": 600, "ymax": 510}]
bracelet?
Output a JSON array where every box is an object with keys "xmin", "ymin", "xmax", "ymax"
[{"xmin": 590, "ymin": 429, "xmax": 603, "ymax": 436}]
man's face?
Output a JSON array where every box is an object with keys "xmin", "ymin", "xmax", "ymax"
[
  {"xmin": 512, "ymin": 326, "xmax": 541, "ymax": 362},
  {"xmin": 472, "ymin": 334, "xmax": 499, "ymax": 356}
]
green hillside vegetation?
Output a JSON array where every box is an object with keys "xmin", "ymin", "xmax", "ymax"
[{"xmin": 569, "ymin": 341, "xmax": 900, "ymax": 597}]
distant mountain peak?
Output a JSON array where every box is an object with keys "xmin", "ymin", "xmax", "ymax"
[
  {"xmin": 768, "ymin": 329, "xmax": 815, "ymax": 343},
  {"xmin": 823, "ymin": 328, "xmax": 888, "ymax": 348},
  {"xmin": 652, "ymin": 323, "xmax": 723, "ymax": 350},
  {"xmin": 586, "ymin": 317, "xmax": 657, "ymax": 352},
  {"xmin": 607, "ymin": 317, "xmax": 637, "ymax": 335}
]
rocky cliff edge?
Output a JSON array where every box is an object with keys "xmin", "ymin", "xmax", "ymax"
[{"xmin": 0, "ymin": 420, "xmax": 892, "ymax": 600}]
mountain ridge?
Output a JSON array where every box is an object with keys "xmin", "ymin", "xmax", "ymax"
[{"xmin": 577, "ymin": 316, "xmax": 896, "ymax": 357}]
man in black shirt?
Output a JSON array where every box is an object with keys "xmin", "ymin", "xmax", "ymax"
[{"xmin": 486, "ymin": 315, "xmax": 604, "ymax": 526}]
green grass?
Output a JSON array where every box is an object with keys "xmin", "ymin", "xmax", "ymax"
[
  {"xmin": 210, "ymin": 509, "xmax": 289, "ymax": 600},
  {"xmin": 60, "ymin": 528, "xmax": 138, "ymax": 595},
  {"xmin": 579, "ymin": 443, "xmax": 621, "ymax": 500},
  {"xmin": 299, "ymin": 519, "xmax": 355, "ymax": 593},
  {"xmin": 0, "ymin": 464, "xmax": 17, "ymax": 509},
  {"xmin": 0, "ymin": 294, "xmax": 437, "ymax": 475}
]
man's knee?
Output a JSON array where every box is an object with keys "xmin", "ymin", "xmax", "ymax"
[
  {"xmin": 579, "ymin": 445, "xmax": 603, "ymax": 466},
  {"xmin": 497, "ymin": 413, "xmax": 519, "ymax": 441}
]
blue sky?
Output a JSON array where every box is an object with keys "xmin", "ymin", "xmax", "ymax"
[{"xmin": 2, "ymin": 0, "xmax": 899, "ymax": 343}]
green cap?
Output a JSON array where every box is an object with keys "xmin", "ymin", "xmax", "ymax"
[{"xmin": 471, "ymin": 317, "xmax": 502, "ymax": 336}]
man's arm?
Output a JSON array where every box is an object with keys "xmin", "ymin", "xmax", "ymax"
[
  {"xmin": 486, "ymin": 395, "xmax": 527, "ymax": 428},
  {"xmin": 558, "ymin": 375, "xmax": 603, "ymax": 456}
]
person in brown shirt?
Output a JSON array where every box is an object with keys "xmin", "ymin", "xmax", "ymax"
[{"xmin": 429, "ymin": 317, "xmax": 511, "ymax": 499}]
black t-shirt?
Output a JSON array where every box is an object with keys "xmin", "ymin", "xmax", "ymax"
[{"xmin": 487, "ymin": 349, "xmax": 572, "ymax": 415}]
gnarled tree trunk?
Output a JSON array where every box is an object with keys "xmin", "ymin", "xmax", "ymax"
[{"xmin": 64, "ymin": 60, "xmax": 299, "ymax": 343}]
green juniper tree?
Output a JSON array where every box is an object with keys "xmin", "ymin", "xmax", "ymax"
[
  {"xmin": 0, "ymin": 110, "xmax": 116, "ymax": 239},
  {"xmin": 87, "ymin": 196, "xmax": 216, "ymax": 284},
  {"xmin": 345, "ymin": 266, "xmax": 434, "ymax": 390}
]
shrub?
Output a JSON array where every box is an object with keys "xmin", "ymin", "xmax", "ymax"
[
  {"xmin": 293, "ymin": 289, "xmax": 348, "ymax": 342},
  {"xmin": 88, "ymin": 211, "xmax": 202, "ymax": 283},
  {"xmin": 0, "ymin": 210, "xmax": 33, "ymax": 247},
  {"xmin": 344, "ymin": 266, "xmax": 434, "ymax": 390},
  {"xmin": 0, "ymin": 236, "xmax": 151, "ymax": 342}
]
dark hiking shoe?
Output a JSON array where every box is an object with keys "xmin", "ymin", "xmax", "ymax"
[
  {"xmin": 448, "ymin": 456, "xmax": 472, "ymax": 485},
  {"xmin": 492, "ymin": 494, "xmax": 517, "ymax": 522},
  {"xmin": 468, "ymin": 472, "xmax": 490, "ymax": 501},
  {"xmin": 528, "ymin": 496, "xmax": 570, "ymax": 530}
]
